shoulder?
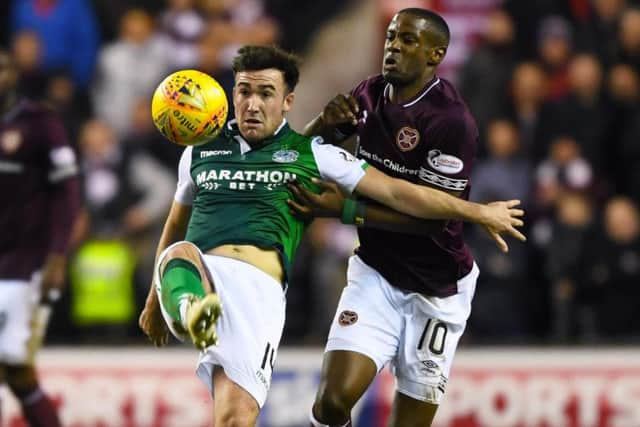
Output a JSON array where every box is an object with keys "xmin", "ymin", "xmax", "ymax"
[
  {"xmin": 351, "ymin": 74, "xmax": 386, "ymax": 98},
  {"xmin": 427, "ymin": 80, "xmax": 478, "ymax": 131}
]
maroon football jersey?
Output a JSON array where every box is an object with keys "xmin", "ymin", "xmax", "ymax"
[
  {"xmin": 338, "ymin": 75, "xmax": 478, "ymax": 297},
  {"xmin": 0, "ymin": 100, "xmax": 81, "ymax": 280}
]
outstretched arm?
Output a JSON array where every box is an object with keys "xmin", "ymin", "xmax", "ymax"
[{"xmin": 354, "ymin": 166, "xmax": 526, "ymax": 251}]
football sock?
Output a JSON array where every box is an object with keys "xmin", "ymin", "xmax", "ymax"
[
  {"xmin": 160, "ymin": 258, "xmax": 205, "ymax": 325},
  {"xmin": 310, "ymin": 408, "xmax": 352, "ymax": 427},
  {"xmin": 17, "ymin": 386, "xmax": 61, "ymax": 427}
]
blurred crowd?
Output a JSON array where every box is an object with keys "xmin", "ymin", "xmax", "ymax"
[{"xmin": 1, "ymin": 0, "xmax": 639, "ymax": 346}]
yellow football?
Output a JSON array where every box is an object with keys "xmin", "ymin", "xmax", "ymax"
[{"xmin": 151, "ymin": 69, "xmax": 228, "ymax": 146}]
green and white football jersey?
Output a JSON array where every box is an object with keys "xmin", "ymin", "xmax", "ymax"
[{"xmin": 174, "ymin": 119, "xmax": 368, "ymax": 277}]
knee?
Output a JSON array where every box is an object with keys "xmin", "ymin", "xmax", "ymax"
[
  {"xmin": 315, "ymin": 385, "xmax": 353, "ymax": 422},
  {"xmin": 163, "ymin": 241, "xmax": 200, "ymax": 264},
  {"xmin": 215, "ymin": 406, "xmax": 258, "ymax": 427},
  {"xmin": 5, "ymin": 366, "xmax": 37, "ymax": 395}
]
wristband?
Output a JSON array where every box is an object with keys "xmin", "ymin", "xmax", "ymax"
[{"xmin": 341, "ymin": 199, "xmax": 366, "ymax": 226}]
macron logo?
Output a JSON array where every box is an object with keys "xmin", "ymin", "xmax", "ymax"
[{"xmin": 200, "ymin": 150, "xmax": 232, "ymax": 158}]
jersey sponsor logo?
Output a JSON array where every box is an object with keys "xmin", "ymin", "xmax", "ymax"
[
  {"xmin": 338, "ymin": 310, "xmax": 358, "ymax": 326},
  {"xmin": 272, "ymin": 149, "xmax": 299, "ymax": 163},
  {"xmin": 427, "ymin": 150, "xmax": 464, "ymax": 174},
  {"xmin": 358, "ymin": 146, "xmax": 419, "ymax": 175},
  {"xmin": 1, "ymin": 130, "xmax": 22, "ymax": 154},
  {"xmin": 195, "ymin": 168, "xmax": 297, "ymax": 191},
  {"xmin": 200, "ymin": 150, "xmax": 232, "ymax": 158},
  {"xmin": 396, "ymin": 126, "xmax": 420, "ymax": 152}
]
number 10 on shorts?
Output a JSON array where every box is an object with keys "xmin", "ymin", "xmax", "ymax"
[{"xmin": 417, "ymin": 318, "xmax": 448, "ymax": 355}]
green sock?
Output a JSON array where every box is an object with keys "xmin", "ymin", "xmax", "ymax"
[{"xmin": 160, "ymin": 258, "xmax": 205, "ymax": 325}]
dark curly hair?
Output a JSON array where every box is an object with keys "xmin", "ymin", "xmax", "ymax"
[{"xmin": 232, "ymin": 45, "xmax": 301, "ymax": 93}]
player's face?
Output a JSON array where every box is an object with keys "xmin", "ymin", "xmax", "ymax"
[
  {"xmin": 233, "ymin": 69, "xmax": 294, "ymax": 143},
  {"xmin": 0, "ymin": 52, "xmax": 18, "ymax": 100},
  {"xmin": 382, "ymin": 13, "xmax": 441, "ymax": 86}
]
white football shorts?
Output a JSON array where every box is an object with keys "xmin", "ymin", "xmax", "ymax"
[
  {"xmin": 325, "ymin": 255, "xmax": 478, "ymax": 404},
  {"xmin": 155, "ymin": 242, "xmax": 286, "ymax": 408},
  {"xmin": 0, "ymin": 273, "xmax": 46, "ymax": 364}
]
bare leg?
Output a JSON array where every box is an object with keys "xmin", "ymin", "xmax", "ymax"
[
  {"xmin": 212, "ymin": 366, "xmax": 259, "ymax": 426},
  {"xmin": 387, "ymin": 391, "xmax": 438, "ymax": 427},
  {"xmin": 312, "ymin": 350, "xmax": 377, "ymax": 425}
]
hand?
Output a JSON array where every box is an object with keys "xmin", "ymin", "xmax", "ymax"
[
  {"xmin": 480, "ymin": 200, "xmax": 526, "ymax": 253},
  {"xmin": 287, "ymin": 179, "xmax": 345, "ymax": 219},
  {"xmin": 321, "ymin": 94, "xmax": 360, "ymax": 127},
  {"xmin": 40, "ymin": 254, "xmax": 66, "ymax": 304},
  {"xmin": 139, "ymin": 291, "xmax": 169, "ymax": 347}
]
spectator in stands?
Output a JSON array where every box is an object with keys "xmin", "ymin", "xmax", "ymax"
[
  {"xmin": 10, "ymin": 0, "xmax": 99, "ymax": 89},
  {"xmin": 617, "ymin": 7, "xmax": 640, "ymax": 70},
  {"xmin": 605, "ymin": 63, "xmax": 639, "ymax": 191},
  {"xmin": 197, "ymin": 0, "xmax": 279, "ymax": 96},
  {"xmin": 534, "ymin": 135, "xmax": 594, "ymax": 217},
  {"xmin": 577, "ymin": 196, "xmax": 640, "ymax": 340},
  {"xmin": 537, "ymin": 15, "xmax": 573, "ymax": 100},
  {"xmin": 575, "ymin": 0, "xmax": 625, "ymax": 68},
  {"xmin": 459, "ymin": 9, "xmax": 516, "ymax": 141},
  {"xmin": 92, "ymin": 8, "xmax": 170, "ymax": 137},
  {"xmin": 10, "ymin": 30, "xmax": 47, "ymax": 99},
  {"xmin": 467, "ymin": 119, "xmax": 533, "ymax": 342},
  {"xmin": 73, "ymin": 119, "xmax": 175, "ymax": 339},
  {"xmin": 506, "ymin": 62, "xmax": 553, "ymax": 161},
  {"xmin": 159, "ymin": 0, "xmax": 206, "ymax": 69},
  {"xmin": 545, "ymin": 191, "xmax": 594, "ymax": 340},
  {"xmin": 44, "ymin": 71, "xmax": 91, "ymax": 143},
  {"xmin": 550, "ymin": 54, "xmax": 608, "ymax": 170},
  {"xmin": 76, "ymin": 118, "xmax": 174, "ymax": 243},
  {"xmin": 471, "ymin": 119, "xmax": 532, "ymax": 206}
]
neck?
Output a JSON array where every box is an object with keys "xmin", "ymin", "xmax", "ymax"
[{"xmin": 388, "ymin": 69, "xmax": 437, "ymax": 104}]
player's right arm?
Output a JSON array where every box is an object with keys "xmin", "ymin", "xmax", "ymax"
[
  {"xmin": 303, "ymin": 93, "xmax": 360, "ymax": 145},
  {"xmin": 140, "ymin": 146, "xmax": 195, "ymax": 346}
]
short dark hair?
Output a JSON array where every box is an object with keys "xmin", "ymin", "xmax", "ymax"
[
  {"xmin": 232, "ymin": 45, "xmax": 301, "ymax": 92},
  {"xmin": 399, "ymin": 8, "xmax": 450, "ymax": 45}
]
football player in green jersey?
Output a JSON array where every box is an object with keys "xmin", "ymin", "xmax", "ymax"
[{"xmin": 139, "ymin": 45, "xmax": 525, "ymax": 426}]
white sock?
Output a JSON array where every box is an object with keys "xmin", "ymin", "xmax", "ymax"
[{"xmin": 178, "ymin": 295, "xmax": 192, "ymax": 329}]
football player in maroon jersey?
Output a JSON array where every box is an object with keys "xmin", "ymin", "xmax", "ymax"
[
  {"xmin": 0, "ymin": 49, "xmax": 81, "ymax": 427},
  {"xmin": 297, "ymin": 8, "xmax": 520, "ymax": 427}
]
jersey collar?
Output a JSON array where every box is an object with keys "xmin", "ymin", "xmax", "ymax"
[
  {"xmin": 384, "ymin": 76, "xmax": 440, "ymax": 108},
  {"xmin": 225, "ymin": 118, "xmax": 290, "ymax": 153}
]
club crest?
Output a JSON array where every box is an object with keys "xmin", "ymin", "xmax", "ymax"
[
  {"xmin": 1, "ymin": 130, "xmax": 22, "ymax": 154},
  {"xmin": 396, "ymin": 127, "xmax": 420, "ymax": 151},
  {"xmin": 272, "ymin": 149, "xmax": 299, "ymax": 163},
  {"xmin": 338, "ymin": 310, "xmax": 358, "ymax": 326}
]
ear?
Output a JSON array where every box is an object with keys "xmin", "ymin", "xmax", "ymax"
[
  {"xmin": 283, "ymin": 91, "xmax": 295, "ymax": 113},
  {"xmin": 428, "ymin": 46, "xmax": 447, "ymax": 66}
]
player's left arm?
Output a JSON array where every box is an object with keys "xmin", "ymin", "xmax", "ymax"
[
  {"xmin": 308, "ymin": 138, "xmax": 525, "ymax": 251},
  {"xmin": 43, "ymin": 114, "xmax": 82, "ymax": 304}
]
